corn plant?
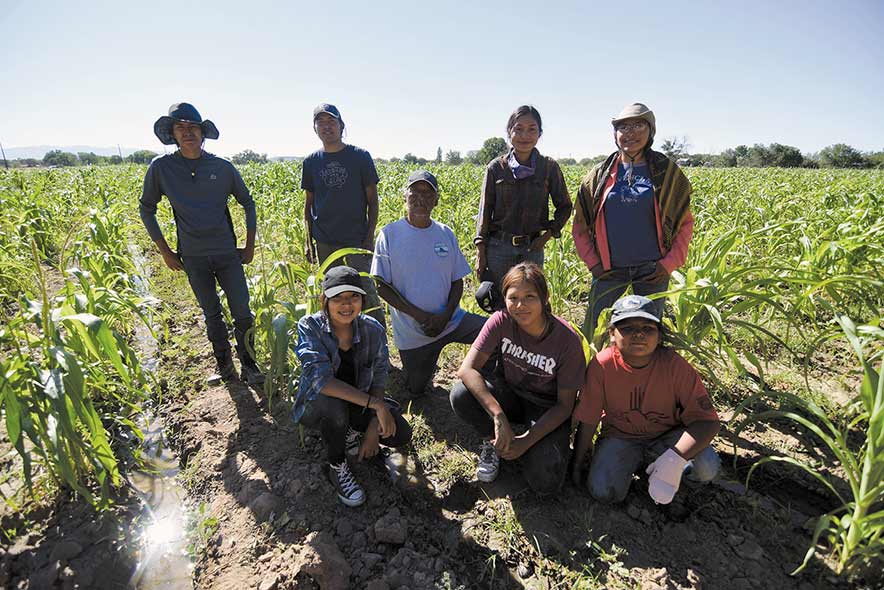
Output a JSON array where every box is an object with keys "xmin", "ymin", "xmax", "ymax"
[{"xmin": 732, "ymin": 316, "xmax": 884, "ymax": 575}]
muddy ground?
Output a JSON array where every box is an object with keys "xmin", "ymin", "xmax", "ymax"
[{"xmin": 1, "ymin": 298, "xmax": 879, "ymax": 590}]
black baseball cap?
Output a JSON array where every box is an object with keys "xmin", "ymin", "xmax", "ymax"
[
  {"xmin": 321, "ymin": 266, "xmax": 366, "ymax": 298},
  {"xmin": 406, "ymin": 170, "xmax": 438, "ymax": 192},
  {"xmin": 610, "ymin": 295, "xmax": 661, "ymax": 325}
]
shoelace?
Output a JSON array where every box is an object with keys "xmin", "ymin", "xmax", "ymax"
[
  {"xmin": 333, "ymin": 463, "xmax": 360, "ymax": 496},
  {"xmin": 480, "ymin": 442, "xmax": 498, "ymax": 465}
]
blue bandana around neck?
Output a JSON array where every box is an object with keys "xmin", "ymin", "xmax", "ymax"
[{"xmin": 508, "ymin": 149, "xmax": 537, "ymax": 180}]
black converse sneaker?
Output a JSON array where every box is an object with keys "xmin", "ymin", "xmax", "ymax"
[
  {"xmin": 345, "ymin": 427, "xmax": 362, "ymax": 457},
  {"xmin": 329, "ymin": 461, "xmax": 365, "ymax": 507}
]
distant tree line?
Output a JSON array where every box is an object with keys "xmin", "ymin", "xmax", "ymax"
[
  {"xmin": 6, "ymin": 143, "xmax": 883, "ymax": 169},
  {"xmin": 381, "ymin": 138, "xmax": 884, "ymax": 169}
]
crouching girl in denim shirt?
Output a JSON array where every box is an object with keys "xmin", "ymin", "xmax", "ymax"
[{"xmin": 293, "ymin": 266, "xmax": 412, "ymax": 507}]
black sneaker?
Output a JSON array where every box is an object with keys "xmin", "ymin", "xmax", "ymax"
[
  {"xmin": 240, "ymin": 359, "xmax": 265, "ymax": 386},
  {"xmin": 345, "ymin": 427, "xmax": 362, "ymax": 457},
  {"xmin": 329, "ymin": 461, "xmax": 365, "ymax": 507}
]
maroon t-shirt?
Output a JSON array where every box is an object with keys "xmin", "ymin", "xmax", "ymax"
[{"xmin": 473, "ymin": 311, "xmax": 586, "ymax": 407}]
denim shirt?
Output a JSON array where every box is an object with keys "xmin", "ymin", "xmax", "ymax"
[{"xmin": 292, "ymin": 311, "xmax": 389, "ymax": 423}]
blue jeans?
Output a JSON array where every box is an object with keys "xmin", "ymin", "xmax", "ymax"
[
  {"xmin": 581, "ymin": 261, "xmax": 669, "ymax": 338},
  {"xmin": 587, "ymin": 428, "xmax": 720, "ymax": 504},
  {"xmin": 181, "ymin": 252, "xmax": 254, "ymax": 358},
  {"xmin": 484, "ymin": 235, "xmax": 544, "ymax": 289}
]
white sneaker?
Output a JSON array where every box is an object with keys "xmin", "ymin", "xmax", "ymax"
[
  {"xmin": 329, "ymin": 461, "xmax": 366, "ymax": 507},
  {"xmin": 476, "ymin": 440, "xmax": 499, "ymax": 483}
]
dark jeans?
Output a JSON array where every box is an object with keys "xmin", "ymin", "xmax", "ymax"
[
  {"xmin": 484, "ymin": 235, "xmax": 544, "ymax": 289},
  {"xmin": 300, "ymin": 395, "xmax": 412, "ymax": 464},
  {"xmin": 449, "ymin": 378, "xmax": 570, "ymax": 495},
  {"xmin": 316, "ymin": 241, "xmax": 385, "ymax": 330},
  {"xmin": 399, "ymin": 312, "xmax": 488, "ymax": 395},
  {"xmin": 181, "ymin": 252, "xmax": 254, "ymax": 359},
  {"xmin": 581, "ymin": 261, "xmax": 669, "ymax": 339}
]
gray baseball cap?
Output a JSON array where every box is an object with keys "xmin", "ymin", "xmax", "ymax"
[{"xmin": 610, "ymin": 295, "xmax": 661, "ymax": 324}]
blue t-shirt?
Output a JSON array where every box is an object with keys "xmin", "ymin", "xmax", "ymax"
[
  {"xmin": 371, "ymin": 219, "xmax": 471, "ymax": 350},
  {"xmin": 604, "ymin": 162, "xmax": 661, "ymax": 268},
  {"xmin": 301, "ymin": 145, "xmax": 379, "ymax": 246}
]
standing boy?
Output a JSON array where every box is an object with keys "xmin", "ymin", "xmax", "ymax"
[
  {"xmin": 301, "ymin": 103, "xmax": 385, "ymax": 327},
  {"xmin": 140, "ymin": 102, "xmax": 264, "ymax": 385}
]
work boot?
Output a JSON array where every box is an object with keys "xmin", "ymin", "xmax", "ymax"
[
  {"xmin": 211, "ymin": 350, "xmax": 237, "ymax": 383},
  {"xmin": 239, "ymin": 354, "xmax": 265, "ymax": 386}
]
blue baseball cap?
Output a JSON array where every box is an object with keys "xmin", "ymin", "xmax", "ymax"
[{"xmin": 313, "ymin": 103, "xmax": 342, "ymax": 121}]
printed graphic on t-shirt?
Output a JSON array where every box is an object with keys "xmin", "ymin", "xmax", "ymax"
[
  {"xmin": 500, "ymin": 337, "xmax": 557, "ymax": 375},
  {"xmin": 609, "ymin": 383, "xmax": 668, "ymax": 435},
  {"xmin": 320, "ymin": 161, "xmax": 349, "ymax": 189},
  {"xmin": 434, "ymin": 243, "xmax": 450, "ymax": 257}
]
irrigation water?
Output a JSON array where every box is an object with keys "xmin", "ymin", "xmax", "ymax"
[{"xmin": 128, "ymin": 247, "xmax": 193, "ymax": 589}]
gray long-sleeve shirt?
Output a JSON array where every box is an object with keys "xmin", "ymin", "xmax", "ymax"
[{"xmin": 139, "ymin": 152, "xmax": 257, "ymax": 256}]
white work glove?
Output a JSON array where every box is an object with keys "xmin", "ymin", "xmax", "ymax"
[{"xmin": 646, "ymin": 448, "xmax": 688, "ymax": 505}]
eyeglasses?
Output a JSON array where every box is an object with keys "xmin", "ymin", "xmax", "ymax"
[
  {"xmin": 615, "ymin": 324, "xmax": 658, "ymax": 336},
  {"xmin": 615, "ymin": 122, "xmax": 648, "ymax": 133}
]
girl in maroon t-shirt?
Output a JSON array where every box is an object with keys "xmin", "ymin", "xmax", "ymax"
[
  {"xmin": 450, "ymin": 262, "xmax": 585, "ymax": 494},
  {"xmin": 572, "ymin": 295, "xmax": 720, "ymax": 505}
]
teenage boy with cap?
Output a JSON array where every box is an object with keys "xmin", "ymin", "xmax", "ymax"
[
  {"xmin": 572, "ymin": 295, "xmax": 720, "ymax": 505},
  {"xmin": 140, "ymin": 102, "xmax": 264, "ymax": 385},
  {"xmin": 301, "ymin": 103, "xmax": 385, "ymax": 328},
  {"xmin": 371, "ymin": 170, "xmax": 488, "ymax": 395}
]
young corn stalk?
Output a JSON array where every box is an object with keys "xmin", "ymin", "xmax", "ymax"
[{"xmin": 733, "ymin": 316, "xmax": 884, "ymax": 575}]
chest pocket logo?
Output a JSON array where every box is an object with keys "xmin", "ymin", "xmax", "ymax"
[
  {"xmin": 210, "ymin": 174, "xmax": 217, "ymax": 180},
  {"xmin": 434, "ymin": 243, "xmax": 450, "ymax": 257}
]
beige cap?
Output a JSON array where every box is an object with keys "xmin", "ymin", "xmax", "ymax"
[{"xmin": 612, "ymin": 103, "xmax": 656, "ymax": 138}]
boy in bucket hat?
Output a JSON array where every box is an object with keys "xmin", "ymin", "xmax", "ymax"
[
  {"xmin": 140, "ymin": 102, "xmax": 265, "ymax": 385},
  {"xmin": 301, "ymin": 103, "xmax": 385, "ymax": 328},
  {"xmin": 571, "ymin": 295, "xmax": 720, "ymax": 505},
  {"xmin": 371, "ymin": 170, "xmax": 489, "ymax": 395}
]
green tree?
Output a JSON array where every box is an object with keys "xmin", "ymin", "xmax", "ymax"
[
  {"xmin": 43, "ymin": 150, "xmax": 78, "ymax": 167},
  {"xmin": 77, "ymin": 152, "xmax": 102, "ymax": 165},
  {"xmin": 475, "ymin": 137, "xmax": 507, "ymax": 165},
  {"xmin": 557, "ymin": 157, "xmax": 577, "ymax": 166},
  {"xmin": 659, "ymin": 136, "xmax": 690, "ymax": 160},
  {"xmin": 231, "ymin": 149, "xmax": 268, "ymax": 165},
  {"xmin": 435, "ymin": 147, "xmax": 442, "ymax": 163},
  {"xmin": 767, "ymin": 143, "xmax": 806, "ymax": 167},
  {"xmin": 819, "ymin": 143, "xmax": 869, "ymax": 168},
  {"xmin": 444, "ymin": 150, "xmax": 463, "ymax": 165},
  {"xmin": 402, "ymin": 153, "xmax": 419, "ymax": 164},
  {"xmin": 108, "ymin": 155, "xmax": 123, "ymax": 165},
  {"xmin": 579, "ymin": 155, "xmax": 606, "ymax": 168},
  {"xmin": 126, "ymin": 150, "xmax": 159, "ymax": 164}
]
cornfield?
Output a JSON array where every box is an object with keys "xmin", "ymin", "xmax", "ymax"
[{"xmin": 0, "ymin": 163, "xmax": 882, "ymax": 574}]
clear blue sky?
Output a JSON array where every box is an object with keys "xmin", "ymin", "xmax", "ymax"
[{"xmin": 3, "ymin": 0, "xmax": 883, "ymax": 159}]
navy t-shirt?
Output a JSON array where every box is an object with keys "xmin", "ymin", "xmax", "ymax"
[
  {"xmin": 604, "ymin": 162, "xmax": 661, "ymax": 268},
  {"xmin": 301, "ymin": 145, "xmax": 379, "ymax": 246}
]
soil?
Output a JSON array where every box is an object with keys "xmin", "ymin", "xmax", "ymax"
[{"xmin": 1, "ymin": 301, "xmax": 879, "ymax": 590}]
